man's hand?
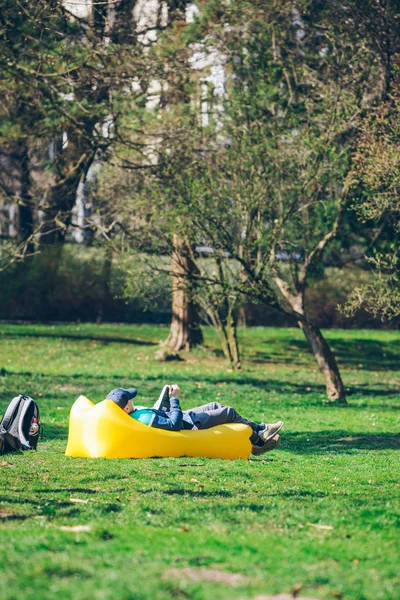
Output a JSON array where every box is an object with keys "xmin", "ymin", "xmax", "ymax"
[{"xmin": 169, "ymin": 384, "xmax": 180, "ymax": 398}]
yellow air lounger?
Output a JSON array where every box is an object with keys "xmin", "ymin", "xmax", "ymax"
[{"xmin": 65, "ymin": 396, "xmax": 252, "ymax": 459}]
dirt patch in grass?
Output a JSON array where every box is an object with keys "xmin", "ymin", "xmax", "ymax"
[{"xmin": 0, "ymin": 510, "xmax": 29, "ymax": 521}]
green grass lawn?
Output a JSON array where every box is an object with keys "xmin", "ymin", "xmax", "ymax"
[{"xmin": 0, "ymin": 323, "xmax": 399, "ymax": 600}]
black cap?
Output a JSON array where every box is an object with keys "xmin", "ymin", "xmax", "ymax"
[{"xmin": 106, "ymin": 387, "xmax": 137, "ymax": 409}]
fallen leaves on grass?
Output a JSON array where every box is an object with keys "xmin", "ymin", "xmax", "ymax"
[
  {"xmin": 163, "ymin": 568, "xmax": 246, "ymax": 586},
  {"xmin": 70, "ymin": 498, "xmax": 89, "ymax": 504},
  {"xmin": 59, "ymin": 525, "xmax": 91, "ymax": 532}
]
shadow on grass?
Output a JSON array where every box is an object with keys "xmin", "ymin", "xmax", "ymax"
[
  {"xmin": 0, "ymin": 512, "xmax": 29, "ymax": 521},
  {"xmin": 280, "ymin": 489, "xmax": 328, "ymax": 498},
  {"xmin": 244, "ymin": 336, "xmax": 400, "ymax": 372},
  {"xmin": 38, "ymin": 486, "xmax": 127, "ymax": 495},
  {"xmin": 326, "ymin": 338, "xmax": 400, "ymax": 371},
  {"xmin": 0, "ymin": 494, "xmax": 120, "ymax": 519},
  {"xmin": 0, "ymin": 368, "xmax": 151, "ymax": 384},
  {"xmin": 162, "ymin": 488, "xmax": 232, "ymax": 498},
  {"xmin": 2, "ymin": 370, "xmax": 399, "ymax": 422},
  {"xmin": 39, "ymin": 487, "xmax": 101, "ymax": 494},
  {"xmin": 5, "ymin": 371, "xmax": 399, "ymax": 405},
  {"xmin": 1, "ymin": 495, "xmax": 72, "ymax": 508},
  {"xmin": 282, "ymin": 431, "xmax": 400, "ymax": 454},
  {"xmin": 199, "ymin": 374, "xmax": 400, "ymax": 403},
  {"xmin": 42, "ymin": 423, "xmax": 68, "ymax": 441},
  {"xmin": 233, "ymin": 503, "xmax": 275, "ymax": 512},
  {"xmin": 0, "ymin": 330, "xmax": 156, "ymax": 346}
]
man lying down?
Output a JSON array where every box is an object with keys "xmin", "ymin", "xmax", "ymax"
[{"xmin": 106, "ymin": 384, "xmax": 283, "ymax": 456}]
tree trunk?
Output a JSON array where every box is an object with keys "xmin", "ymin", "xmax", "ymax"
[
  {"xmin": 165, "ymin": 287, "xmax": 203, "ymax": 351},
  {"xmin": 298, "ymin": 318, "xmax": 347, "ymax": 403},
  {"xmin": 0, "ymin": 141, "xmax": 34, "ymax": 248},
  {"xmin": 273, "ymin": 278, "xmax": 346, "ymax": 403},
  {"xmin": 164, "ymin": 237, "xmax": 203, "ymax": 352},
  {"xmin": 237, "ymin": 305, "xmax": 247, "ymax": 327},
  {"xmin": 201, "ymin": 295, "xmax": 241, "ymax": 369},
  {"xmin": 214, "ymin": 318, "xmax": 241, "ymax": 370},
  {"xmin": 38, "ymin": 127, "xmax": 97, "ymax": 245},
  {"xmin": 226, "ymin": 312, "xmax": 241, "ymax": 370},
  {"xmin": 215, "ymin": 323, "xmax": 231, "ymax": 363},
  {"xmin": 96, "ymin": 246, "xmax": 113, "ymax": 324},
  {"xmin": 39, "ymin": 176, "xmax": 81, "ymax": 245},
  {"xmin": 17, "ymin": 142, "xmax": 34, "ymax": 247}
]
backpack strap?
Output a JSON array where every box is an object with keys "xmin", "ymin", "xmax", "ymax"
[
  {"xmin": 0, "ymin": 395, "xmax": 25, "ymax": 430},
  {"xmin": 34, "ymin": 401, "xmax": 40, "ymax": 424},
  {"xmin": 17, "ymin": 397, "xmax": 35, "ymax": 450}
]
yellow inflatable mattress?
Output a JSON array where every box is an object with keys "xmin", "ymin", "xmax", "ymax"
[{"xmin": 65, "ymin": 396, "xmax": 252, "ymax": 459}]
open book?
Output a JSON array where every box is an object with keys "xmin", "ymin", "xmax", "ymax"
[{"xmin": 152, "ymin": 385, "xmax": 170, "ymax": 412}]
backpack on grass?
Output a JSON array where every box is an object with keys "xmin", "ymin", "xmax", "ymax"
[{"xmin": 0, "ymin": 395, "xmax": 40, "ymax": 455}]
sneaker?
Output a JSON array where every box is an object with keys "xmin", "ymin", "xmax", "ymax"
[
  {"xmin": 258, "ymin": 421, "xmax": 283, "ymax": 443},
  {"xmin": 153, "ymin": 385, "xmax": 170, "ymax": 412},
  {"xmin": 251, "ymin": 434, "xmax": 280, "ymax": 456}
]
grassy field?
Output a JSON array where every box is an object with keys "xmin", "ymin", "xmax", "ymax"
[{"xmin": 0, "ymin": 323, "xmax": 399, "ymax": 600}]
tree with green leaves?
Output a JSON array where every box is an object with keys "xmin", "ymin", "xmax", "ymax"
[
  {"xmin": 344, "ymin": 85, "xmax": 400, "ymax": 321},
  {"xmin": 133, "ymin": 0, "xmax": 400, "ymax": 400},
  {"xmin": 0, "ymin": 0, "xmax": 147, "ymax": 253}
]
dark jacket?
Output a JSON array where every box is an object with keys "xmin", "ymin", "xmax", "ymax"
[{"xmin": 150, "ymin": 397, "xmax": 192, "ymax": 431}]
